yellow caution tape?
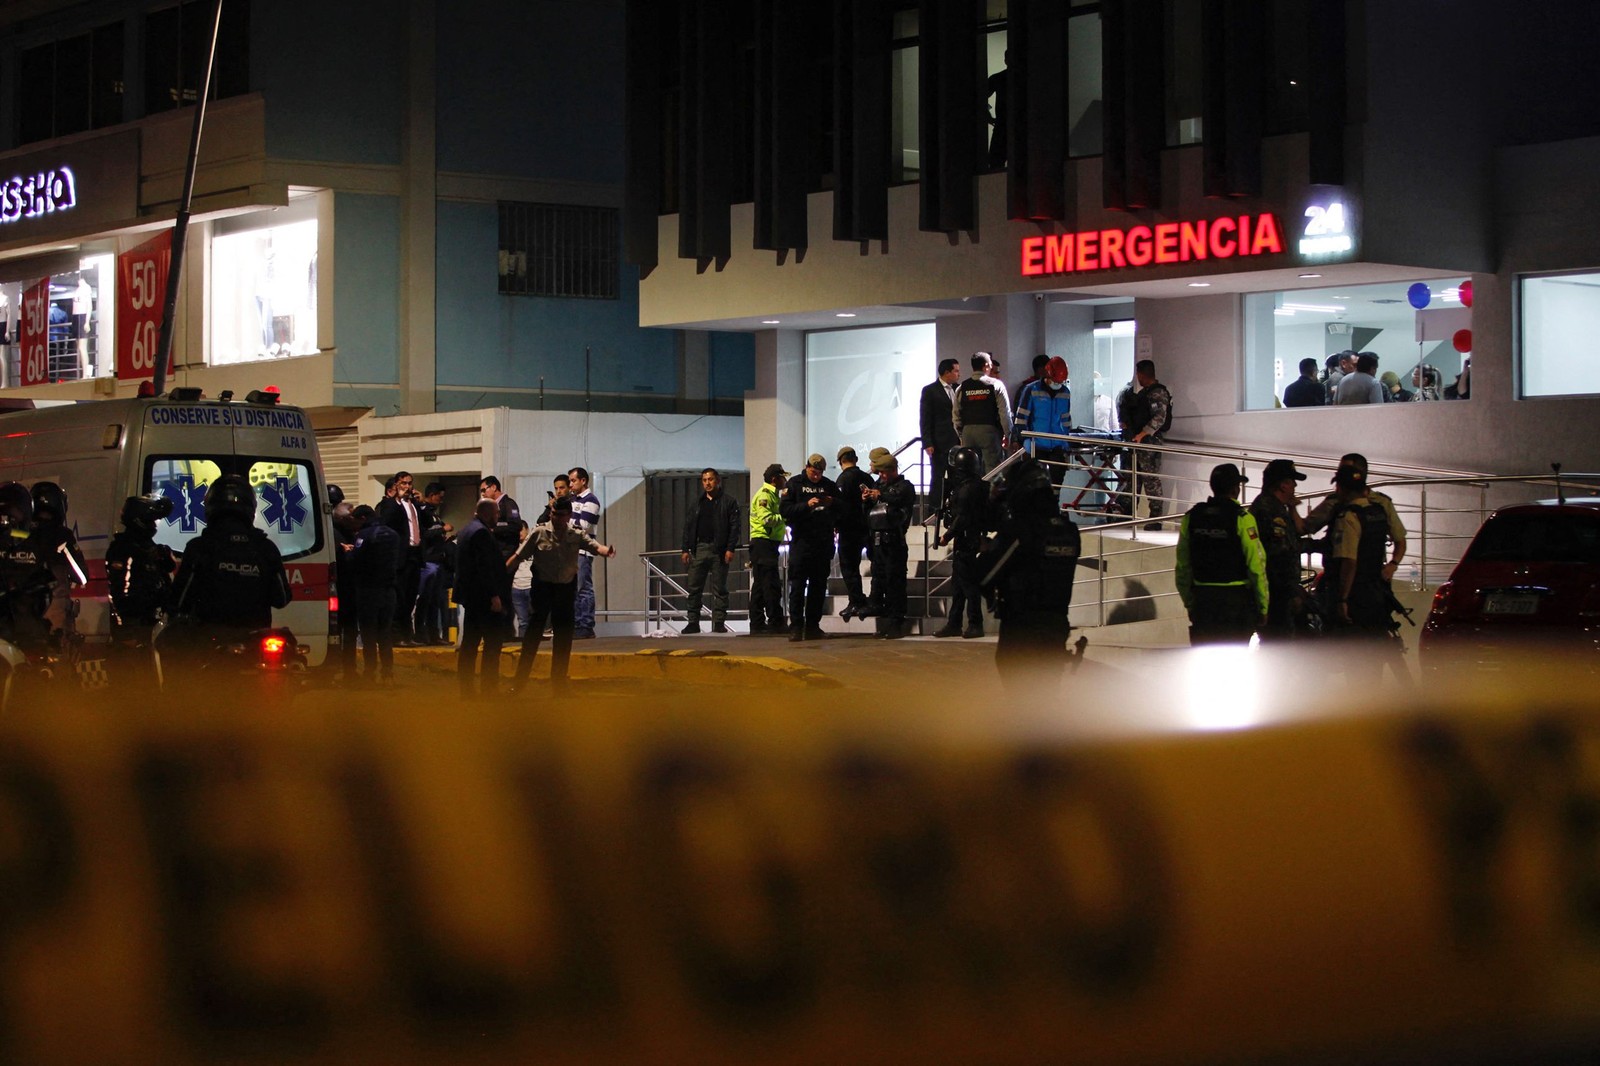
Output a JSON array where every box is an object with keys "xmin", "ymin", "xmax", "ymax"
[{"xmin": 0, "ymin": 648, "xmax": 1596, "ymax": 1064}]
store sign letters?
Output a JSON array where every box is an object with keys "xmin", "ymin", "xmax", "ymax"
[
  {"xmin": 0, "ymin": 166, "xmax": 76, "ymax": 226},
  {"xmin": 1020, "ymin": 213, "xmax": 1284, "ymax": 278}
]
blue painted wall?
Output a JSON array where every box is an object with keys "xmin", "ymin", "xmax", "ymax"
[
  {"xmin": 434, "ymin": 200, "xmax": 676, "ymax": 394},
  {"xmin": 332, "ymin": 193, "xmax": 401, "ymax": 388},
  {"xmin": 435, "ymin": 0, "xmax": 625, "ymax": 182},
  {"xmin": 253, "ymin": 0, "xmax": 405, "ymax": 165},
  {"xmin": 710, "ymin": 331, "xmax": 756, "ymax": 399}
]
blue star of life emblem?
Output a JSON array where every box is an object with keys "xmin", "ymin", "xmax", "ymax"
[
  {"xmin": 158, "ymin": 475, "xmax": 211, "ymax": 534},
  {"xmin": 260, "ymin": 477, "xmax": 307, "ymax": 533}
]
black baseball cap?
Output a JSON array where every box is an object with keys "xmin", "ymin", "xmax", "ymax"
[{"xmin": 1263, "ymin": 459, "xmax": 1307, "ymax": 484}]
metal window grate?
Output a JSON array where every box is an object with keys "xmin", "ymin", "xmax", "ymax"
[{"xmin": 498, "ymin": 202, "xmax": 620, "ymax": 299}]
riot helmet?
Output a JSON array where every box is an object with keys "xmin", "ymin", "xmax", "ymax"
[
  {"xmin": 1002, "ymin": 453, "xmax": 1057, "ymax": 518},
  {"xmin": 0, "ymin": 482, "xmax": 30, "ymax": 530},
  {"xmin": 946, "ymin": 446, "xmax": 982, "ymax": 479},
  {"xmin": 120, "ymin": 493, "xmax": 174, "ymax": 534},
  {"xmin": 203, "ymin": 475, "xmax": 257, "ymax": 525},
  {"xmin": 30, "ymin": 481, "xmax": 67, "ymax": 525}
]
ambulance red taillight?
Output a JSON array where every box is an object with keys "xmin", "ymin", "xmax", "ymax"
[{"xmin": 329, "ymin": 584, "xmax": 340, "ymax": 641}]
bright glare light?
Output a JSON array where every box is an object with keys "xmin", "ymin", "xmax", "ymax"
[
  {"xmin": 1180, "ymin": 646, "xmax": 1267, "ymax": 731},
  {"xmin": 1187, "ymin": 282, "xmax": 1211, "ymax": 288},
  {"xmin": 762, "ymin": 319, "xmax": 781, "ymax": 324},
  {"xmin": 1281, "ymin": 302, "xmax": 1346, "ymax": 313},
  {"xmin": 835, "ymin": 312, "xmax": 857, "ymax": 318}
]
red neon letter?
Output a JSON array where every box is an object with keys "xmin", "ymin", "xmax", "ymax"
[
  {"xmin": 1179, "ymin": 221, "xmax": 1206, "ymax": 262},
  {"xmin": 1154, "ymin": 223, "xmax": 1179, "ymax": 264},
  {"xmin": 1126, "ymin": 226, "xmax": 1153, "ymax": 267},
  {"xmin": 1236, "ymin": 215, "xmax": 1252, "ymax": 256},
  {"xmin": 1076, "ymin": 229, "xmax": 1099, "ymax": 272},
  {"xmin": 1022, "ymin": 236, "xmax": 1045, "ymax": 276},
  {"xmin": 1100, "ymin": 227, "xmax": 1126, "ymax": 269},
  {"xmin": 1208, "ymin": 216, "xmax": 1237, "ymax": 258},
  {"xmin": 1046, "ymin": 233, "xmax": 1074, "ymax": 274},
  {"xmin": 1251, "ymin": 212, "xmax": 1284, "ymax": 255}
]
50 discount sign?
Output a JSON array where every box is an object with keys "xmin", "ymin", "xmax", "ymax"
[
  {"xmin": 18, "ymin": 277, "xmax": 50, "ymax": 387},
  {"xmin": 117, "ymin": 231, "xmax": 171, "ymax": 381}
]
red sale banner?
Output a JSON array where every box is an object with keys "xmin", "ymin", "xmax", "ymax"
[
  {"xmin": 18, "ymin": 277, "xmax": 50, "ymax": 387},
  {"xmin": 117, "ymin": 230, "xmax": 171, "ymax": 381}
]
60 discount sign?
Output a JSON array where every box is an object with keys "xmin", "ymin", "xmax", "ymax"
[
  {"xmin": 18, "ymin": 277, "xmax": 50, "ymax": 387},
  {"xmin": 117, "ymin": 231, "xmax": 171, "ymax": 381}
]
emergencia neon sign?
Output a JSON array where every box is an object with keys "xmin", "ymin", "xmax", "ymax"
[
  {"xmin": 0, "ymin": 166, "xmax": 76, "ymax": 226},
  {"xmin": 1021, "ymin": 213, "xmax": 1285, "ymax": 277}
]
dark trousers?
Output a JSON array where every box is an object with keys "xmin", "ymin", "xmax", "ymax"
[
  {"xmin": 337, "ymin": 585, "xmax": 360, "ymax": 676},
  {"xmin": 1123, "ymin": 445, "xmax": 1165, "ymax": 519},
  {"xmin": 357, "ymin": 585, "xmax": 396, "ymax": 678},
  {"xmin": 684, "ymin": 543, "xmax": 730, "ymax": 624},
  {"xmin": 788, "ymin": 543, "xmax": 832, "ymax": 630},
  {"xmin": 457, "ymin": 606, "xmax": 507, "ymax": 696},
  {"xmin": 415, "ymin": 562, "xmax": 444, "ymax": 642},
  {"xmin": 927, "ymin": 448, "xmax": 949, "ymax": 524},
  {"xmin": 995, "ymin": 610, "xmax": 1073, "ymax": 690},
  {"xmin": 748, "ymin": 538, "xmax": 785, "ymax": 629},
  {"xmin": 514, "ymin": 579, "xmax": 577, "ymax": 686},
  {"xmin": 869, "ymin": 535, "xmax": 908, "ymax": 621},
  {"xmin": 1188, "ymin": 585, "xmax": 1257, "ymax": 645},
  {"xmin": 948, "ymin": 549, "xmax": 984, "ymax": 628},
  {"xmin": 394, "ymin": 551, "xmax": 421, "ymax": 640},
  {"xmin": 837, "ymin": 529, "xmax": 870, "ymax": 609},
  {"xmin": 1260, "ymin": 578, "xmax": 1300, "ymax": 641}
]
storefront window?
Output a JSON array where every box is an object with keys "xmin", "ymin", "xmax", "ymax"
[
  {"xmin": 1242, "ymin": 278, "xmax": 1471, "ymax": 410},
  {"xmin": 210, "ymin": 217, "xmax": 319, "ymax": 365},
  {"xmin": 804, "ymin": 322, "xmax": 935, "ymax": 492},
  {"xmin": 1, "ymin": 254, "xmax": 114, "ymax": 387},
  {"xmin": 1522, "ymin": 272, "xmax": 1600, "ymax": 398}
]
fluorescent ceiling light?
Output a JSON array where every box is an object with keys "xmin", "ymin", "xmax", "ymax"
[
  {"xmin": 835, "ymin": 312, "xmax": 856, "ymax": 318},
  {"xmin": 762, "ymin": 319, "xmax": 781, "ymax": 324},
  {"xmin": 1273, "ymin": 309, "xmax": 1296, "ymax": 317},
  {"xmin": 1298, "ymin": 273, "xmax": 1322, "ymax": 278},
  {"xmin": 1187, "ymin": 282, "xmax": 1211, "ymax": 288},
  {"xmin": 1280, "ymin": 302, "xmax": 1346, "ymax": 313}
]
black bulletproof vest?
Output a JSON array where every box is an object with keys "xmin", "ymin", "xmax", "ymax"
[
  {"xmin": 1334, "ymin": 500, "xmax": 1389, "ymax": 585},
  {"xmin": 1188, "ymin": 499, "xmax": 1247, "ymax": 584},
  {"xmin": 958, "ymin": 380, "xmax": 1000, "ymax": 428}
]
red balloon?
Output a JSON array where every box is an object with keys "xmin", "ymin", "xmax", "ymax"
[
  {"xmin": 1452, "ymin": 328, "xmax": 1472, "ymax": 353},
  {"xmin": 1459, "ymin": 280, "xmax": 1474, "ymax": 308}
]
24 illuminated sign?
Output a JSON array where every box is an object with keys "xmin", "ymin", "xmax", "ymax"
[
  {"xmin": 1021, "ymin": 214, "xmax": 1285, "ymax": 278},
  {"xmin": 0, "ymin": 166, "xmax": 76, "ymax": 226}
]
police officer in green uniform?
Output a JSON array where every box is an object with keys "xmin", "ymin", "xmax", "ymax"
[
  {"xmin": 1176, "ymin": 463, "xmax": 1268, "ymax": 645},
  {"xmin": 1249, "ymin": 459, "xmax": 1308, "ymax": 639}
]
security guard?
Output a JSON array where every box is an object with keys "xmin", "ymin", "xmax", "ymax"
[
  {"xmin": 1248, "ymin": 459, "xmax": 1308, "ymax": 639},
  {"xmin": 0, "ymin": 482, "xmax": 51, "ymax": 651},
  {"xmin": 951, "ymin": 352, "xmax": 1012, "ymax": 474},
  {"xmin": 934, "ymin": 446, "xmax": 989, "ymax": 638},
  {"xmin": 862, "ymin": 447, "xmax": 916, "ymax": 639},
  {"xmin": 170, "ymin": 475, "xmax": 292, "ymax": 634},
  {"xmin": 1304, "ymin": 452, "xmax": 1407, "ymax": 582},
  {"xmin": 1175, "ymin": 463, "xmax": 1268, "ymax": 645},
  {"xmin": 982, "ymin": 452, "xmax": 1081, "ymax": 687}
]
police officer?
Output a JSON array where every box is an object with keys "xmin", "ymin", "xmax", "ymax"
[
  {"xmin": 170, "ymin": 475, "xmax": 292, "ymax": 636},
  {"xmin": 1248, "ymin": 459, "xmax": 1308, "ymax": 639},
  {"xmin": 863, "ymin": 447, "xmax": 916, "ymax": 639},
  {"xmin": 934, "ymin": 446, "xmax": 989, "ymax": 639},
  {"xmin": 105, "ymin": 494, "xmax": 177, "ymax": 677},
  {"xmin": 779, "ymin": 453, "xmax": 838, "ymax": 642},
  {"xmin": 1175, "ymin": 463, "xmax": 1268, "ymax": 645},
  {"xmin": 0, "ymin": 482, "xmax": 50, "ymax": 652},
  {"xmin": 982, "ymin": 452, "xmax": 1081, "ymax": 688},
  {"xmin": 833, "ymin": 447, "xmax": 874, "ymax": 621},
  {"xmin": 28, "ymin": 481, "xmax": 87, "ymax": 644}
]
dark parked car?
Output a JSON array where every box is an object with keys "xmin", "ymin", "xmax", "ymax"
[{"xmin": 1421, "ymin": 501, "xmax": 1600, "ymax": 671}]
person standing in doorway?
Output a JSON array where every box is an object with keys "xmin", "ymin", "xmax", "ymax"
[
  {"xmin": 679, "ymin": 468, "xmax": 742, "ymax": 634},
  {"xmin": 952, "ymin": 352, "xmax": 1011, "ymax": 474}
]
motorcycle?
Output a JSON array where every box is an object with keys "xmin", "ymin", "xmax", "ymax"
[{"xmin": 152, "ymin": 621, "xmax": 310, "ymax": 699}]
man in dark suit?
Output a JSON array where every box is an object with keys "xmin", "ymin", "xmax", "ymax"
[
  {"xmin": 454, "ymin": 498, "xmax": 511, "ymax": 697},
  {"xmin": 375, "ymin": 471, "xmax": 424, "ymax": 644},
  {"xmin": 919, "ymin": 358, "xmax": 962, "ymax": 516}
]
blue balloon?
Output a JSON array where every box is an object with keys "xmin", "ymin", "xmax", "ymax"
[{"xmin": 1407, "ymin": 283, "xmax": 1431, "ymax": 309}]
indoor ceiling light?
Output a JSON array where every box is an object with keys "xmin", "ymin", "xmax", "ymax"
[
  {"xmin": 1280, "ymin": 302, "xmax": 1346, "ymax": 313},
  {"xmin": 762, "ymin": 319, "xmax": 780, "ymax": 324},
  {"xmin": 836, "ymin": 312, "xmax": 856, "ymax": 318},
  {"xmin": 1273, "ymin": 309, "xmax": 1296, "ymax": 317},
  {"xmin": 1298, "ymin": 273, "xmax": 1322, "ymax": 278},
  {"xmin": 1187, "ymin": 282, "xmax": 1211, "ymax": 288}
]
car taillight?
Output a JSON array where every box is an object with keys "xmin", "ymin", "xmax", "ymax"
[
  {"xmin": 329, "ymin": 586, "xmax": 340, "ymax": 640},
  {"xmin": 1429, "ymin": 582, "xmax": 1454, "ymax": 620}
]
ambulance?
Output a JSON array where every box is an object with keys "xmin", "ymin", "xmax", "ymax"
[{"xmin": 0, "ymin": 388, "xmax": 336, "ymax": 675}]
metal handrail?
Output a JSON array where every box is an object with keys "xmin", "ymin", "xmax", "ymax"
[{"xmin": 640, "ymin": 546, "xmax": 760, "ymax": 634}]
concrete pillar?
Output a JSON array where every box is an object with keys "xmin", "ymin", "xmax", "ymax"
[
  {"xmin": 745, "ymin": 329, "xmax": 805, "ymax": 481},
  {"xmin": 680, "ymin": 329, "xmax": 710, "ymax": 411},
  {"xmin": 399, "ymin": 0, "xmax": 437, "ymax": 415}
]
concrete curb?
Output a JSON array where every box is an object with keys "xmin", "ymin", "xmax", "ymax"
[{"xmin": 402, "ymin": 644, "xmax": 842, "ymax": 689}]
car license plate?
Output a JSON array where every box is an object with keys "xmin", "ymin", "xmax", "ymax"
[{"xmin": 1483, "ymin": 592, "xmax": 1541, "ymax": 615}]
